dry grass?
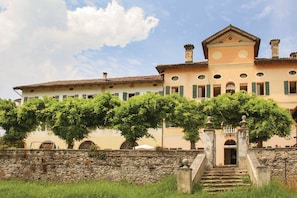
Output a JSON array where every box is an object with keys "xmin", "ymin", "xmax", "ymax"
[{"xmin": 285, "ymin": 176, "xmax": 297, "ymax": 192}]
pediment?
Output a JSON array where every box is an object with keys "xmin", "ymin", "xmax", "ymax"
[{"xmin": 202, "ymin": 25, "xmax": 261, "ymax": 59}]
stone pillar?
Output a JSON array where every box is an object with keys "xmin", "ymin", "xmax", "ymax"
[
  {"xmin": 237, "ymin": 115, "xmax": 249, "ymax": 167},
  {"xmin": 204, "ymin": 116, "xmax": 216, "ymax": 168},
  {"xmin": 177, "ymin": 159, "xmax": 193, "ymax": 194}
]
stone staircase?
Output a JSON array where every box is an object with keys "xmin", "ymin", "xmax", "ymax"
[{"xmin": 200, "ymin": 165, "xmax": 251, "ymax": 194}]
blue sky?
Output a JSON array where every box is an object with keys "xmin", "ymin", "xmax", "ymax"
[{"xmin": 0, "ymin": 0, "xmax": 297, "ymax": 100}]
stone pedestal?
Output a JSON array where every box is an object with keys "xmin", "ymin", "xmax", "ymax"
[
  {"xmin": 177, "ymin": 160, "xmax": 193, "ymax": 194},
  {"xmin": 237, "ymin": 115, "xmax": 249, "ymax": 167}
]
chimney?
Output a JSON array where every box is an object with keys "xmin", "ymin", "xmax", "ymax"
[
  {"xmin": 103, "ymin": 72, "xmax": 108, "ymax": 80},
  {"xmin": 184, "ymin": 44, "xmax": 194, "ymax": 63},
  {"xmin": 290, "ymin": 52, "xmax": 297, "ymax": 59},
  {"xmin": 269, "ymin": 39, "xmax": 280, "ymax": 58}
]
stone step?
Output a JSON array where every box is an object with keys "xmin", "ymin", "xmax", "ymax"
[
  {"xmin": 200, "ymin": 166, "xmax": 251, "ymax": 194},
  {"xmin": 201, "ymin": 178, "xmax": 244, "ymax": 183}
]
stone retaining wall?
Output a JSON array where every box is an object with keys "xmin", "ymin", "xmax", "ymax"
[
  {"xmin": 0, "ymin": 150, "xmax": 200, "ymax": 184},
  {"xmin": 249, "ymin": 148, "xmax": 297, "ymax": 182}
]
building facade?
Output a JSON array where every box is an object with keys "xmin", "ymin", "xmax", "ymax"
[{"xmin": 14, "ymin": 25, "xmax": 297, "ymax": 166}]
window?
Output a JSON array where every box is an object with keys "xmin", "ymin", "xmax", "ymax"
[
  {"xmin": 198, "ymin": 85, "xmax": 206, "ymax": 98},
  {"xmin": 53, "ymin": 95, "xmax": 59, "ymax": 100},
  {"xmin": 213, "ymin": 85, "xmax": 221, "ymax": 97},
  {"xmin": 257, "ymin": 83, "xmax": 264, "ymax": 95},
  {"xmin": 240, "ymin": 73, "xmax": 247, "ymax": 78},
  {"xmin": 171, "ymin": 86, "xmax": 179, "ymax": 93},
  {"xmin": 240, "ymin": 83, "xmax": 248, "ymax": 91},
  {"xmin": 123, "ymin": 92, "xmax": 140, "ymax": 101},
  {"xmin": 213, "ymin": 74, "xmax": 221, "ymax": 79},
  {"xmin": 252, "ymin": 82, "xmax": 270, "ymax": 96},
  {"xmin": 226, "ymin": 82, "xmax": 235, "ymax": 94},
  {"xmin": 171, "ymin": 76, "xmax": 179, "ymax": 81},
  {"xmin": 289, "ymin": 81, "xmax": 297, "ymax": 94},
  {"xmin": 128, "ymin": 93, "xmax": 135, "ymax": 98},
  {"xmin": 165, "ymin": 86, "xmax": 183, "ymax": 96},
  {"xmin": 256, "ymin": 72, "xmax": 264, "ymax": 77},
  {"xmin": 198, "ymin": 75, "xmax": 205, "ymax": 80},
  {"xmin": 289, "ymin": 71, "xmax": 296, "ymax": 75}
]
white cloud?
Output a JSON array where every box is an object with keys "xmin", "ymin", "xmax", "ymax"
[{"xmin": 0, "ymin": 0, "xmax": 158, "ymax": 99}]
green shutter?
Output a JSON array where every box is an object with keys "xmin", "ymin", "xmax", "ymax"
[
  {"xmin": 135, "ymin": 92, "xmax": 140, "ymax": 96},
  {"xmin": 192, "ymin": 85, "xmax": 197, "ymax": 98},
  {"xmin": 179, "ymin": 85, "xmax": 184, "ymax": 97},
  {"xmin": 165, "ymin": 121, "xmax": 170, "ymax": 128},
  {"xmin": 123, "ymin": 92, "xmax": 128, "ymax": 101},
  {"xmin": 252, "ymin": 82, "xmax": 256, "ymax": 94},
  {"xmin": 206, "ymin": 84, "xmax": 211, "ymax": 98},
  {"xmin": 265, "ymin": 81, "xmax": 270, "ymax": 95},
  {"xmin": 165, "ymin": 86, "xmax": 170, "ymax": 95},
  {"xmin": 74, "ymin": 94, "xmax": 79, "ymax": 98},
  {"xmin": 284, "ymin": 81, "xmax": 289, "ymax": 95},
  {"xmin": 114, "ymin": 93, "xmax": 119, "ymax": 97},
  {"xmin": 63, "ymin": 95, "xmax": 67, "ymax": 100},
  {"xmin": 23, "ymin": 97, "xmax": 28, "ymax": 103},
  {"xmin": 82, "ymin": 94, "xmax": 86, "ymax": 99}
]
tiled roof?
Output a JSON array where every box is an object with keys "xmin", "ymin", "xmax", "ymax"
[
  {"xmin": 255, "ymin": 58, "xmax": 297, "ymax": 64},
  {"xmin": 156, "ymin": 61, "xmax": 208, "ymax": 73},
  {"xmin": 14, "ymin": 75, "xmax": 163, "ymax": 90}
]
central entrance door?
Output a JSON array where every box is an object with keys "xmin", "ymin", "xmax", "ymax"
[{"xmin": 224, "ymin": 139, "xmax": 237, "ymax": 165}]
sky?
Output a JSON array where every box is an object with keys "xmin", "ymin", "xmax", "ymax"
[{"xmin": 0, "ymin": 0, "xmax": 297, "ymax": 100}]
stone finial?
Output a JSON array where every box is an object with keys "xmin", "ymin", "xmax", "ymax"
[
  {"xmin": 269, "ymin": 39, "xmax": 280, "ymax": 59},
  {"xmin": 206, "ymin": 116, "xmax": 212, "ymax": 129},
  {"xmin": 184, "ymin": 44, "xmax": 194, "ymax": 63},
  {"xmin": 290, "ymin": 52, "xmax": 297, "ymax": 59},
  {"xmin": 240, "ymin": 115, "xmax": 247, "ymax": 128},
  {"xmin": 181, "ymin": 159, "xmax": 189, "ymax": 168}
]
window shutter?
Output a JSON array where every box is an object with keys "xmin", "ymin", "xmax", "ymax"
[
  {"xmin": 135, "ymin": 92, "xmax": 140, "ymax": 96},
  {"xmin": 165, "ymin": 121, "xmax": 170, "ymax": 128},
  {"xmin": 23, "ymin": 97, "xmax": 28, "ymax": 103},
  {"xmin": 165, "ymin": 86, "xmax": 170, "ymax": 95},
  {"xmin": 265, "ymin": 81, "xmax": 270, "ymax": 95},
  {"xmin": 114, "ymin": 93, "xmax": 119, "ymax": 97},
  {"xmin": 192, "ymin": 85, "xmax": 197, "ymax": 98},
  {"xmin": 63, "ymin": 95, "xmax": 67, "ymax": 100},
  {"xmin": 123, "ymin": 92, "xmax": 128, "ymax": 101},
  {"xmin": 82, "ymin": 94, "xmax": 86, "ymax": 99},
  {"xmin": 252, "ymin": 82, "xmax": 256, "ymax": 94},
  {"xmin": 206, "ymin": 84, "xmax": 211, "ymax": 98},
  {"xmin": 74, "ymin": 94, "xmax": 79, "ymax": 98},
  {"xmin": 179, "ymin": 85, "xmax": 184, "ymax": 97},
  {"xmin": 284, "ymin": 81, "xmax": 289, "ymax": 95}
]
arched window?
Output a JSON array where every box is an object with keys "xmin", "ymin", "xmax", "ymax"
[
  {"xmin": 226, "ymin": 82, "xmax": 235, "ymax": 94},
  {"xmin": 224, "ymin": 139, "xmax": 236, "ymax": 145},
  {"xmin": 39, "ymin": 141, "xmax": 56, "ymax": 150},
  {"xmin": 79, "ymin": 140, "xmax": 96, "ymax": 150}
]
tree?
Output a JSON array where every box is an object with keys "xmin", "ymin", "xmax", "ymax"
[
  {"xmin": 244, "ymin": 95, "xmax": 294, "ymax": 147},
  {"xmin": 114, "ymin": 93, "xmax": 165, "ymax": 149},
  {"xmin": 47, "ymin": 97, "xmax": 96, "ymax": 149},
  {"xmin": 0, "ymin": 98, "xmax": 42, "ymax": 147},
  {"xmin": 201, "ymin": 91, "xmax": 294, "ymax": 147},
  {"xmin": 171, "ymin": 97, "xmax": 206, "ymax": 149},
  {"xmin": 92, "ymin": 92, "xmax": 122, "ymax": 129}
]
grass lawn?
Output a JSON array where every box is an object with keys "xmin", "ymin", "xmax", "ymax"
[{"xmin": 0, "ymin": 177, "xmax": 296, "ymax": 198}]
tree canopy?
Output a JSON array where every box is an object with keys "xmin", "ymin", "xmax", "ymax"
[
  {"xmin": 166, "ymin": 94, "xmax": 206, "ymax": 149},
  {"xmin": 201, "ymin": 91, "xmax": 294, "ymax": 147},
  {"xmin": 114, "ymin": 93, "xmax": 166, "ymax": 149}
]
